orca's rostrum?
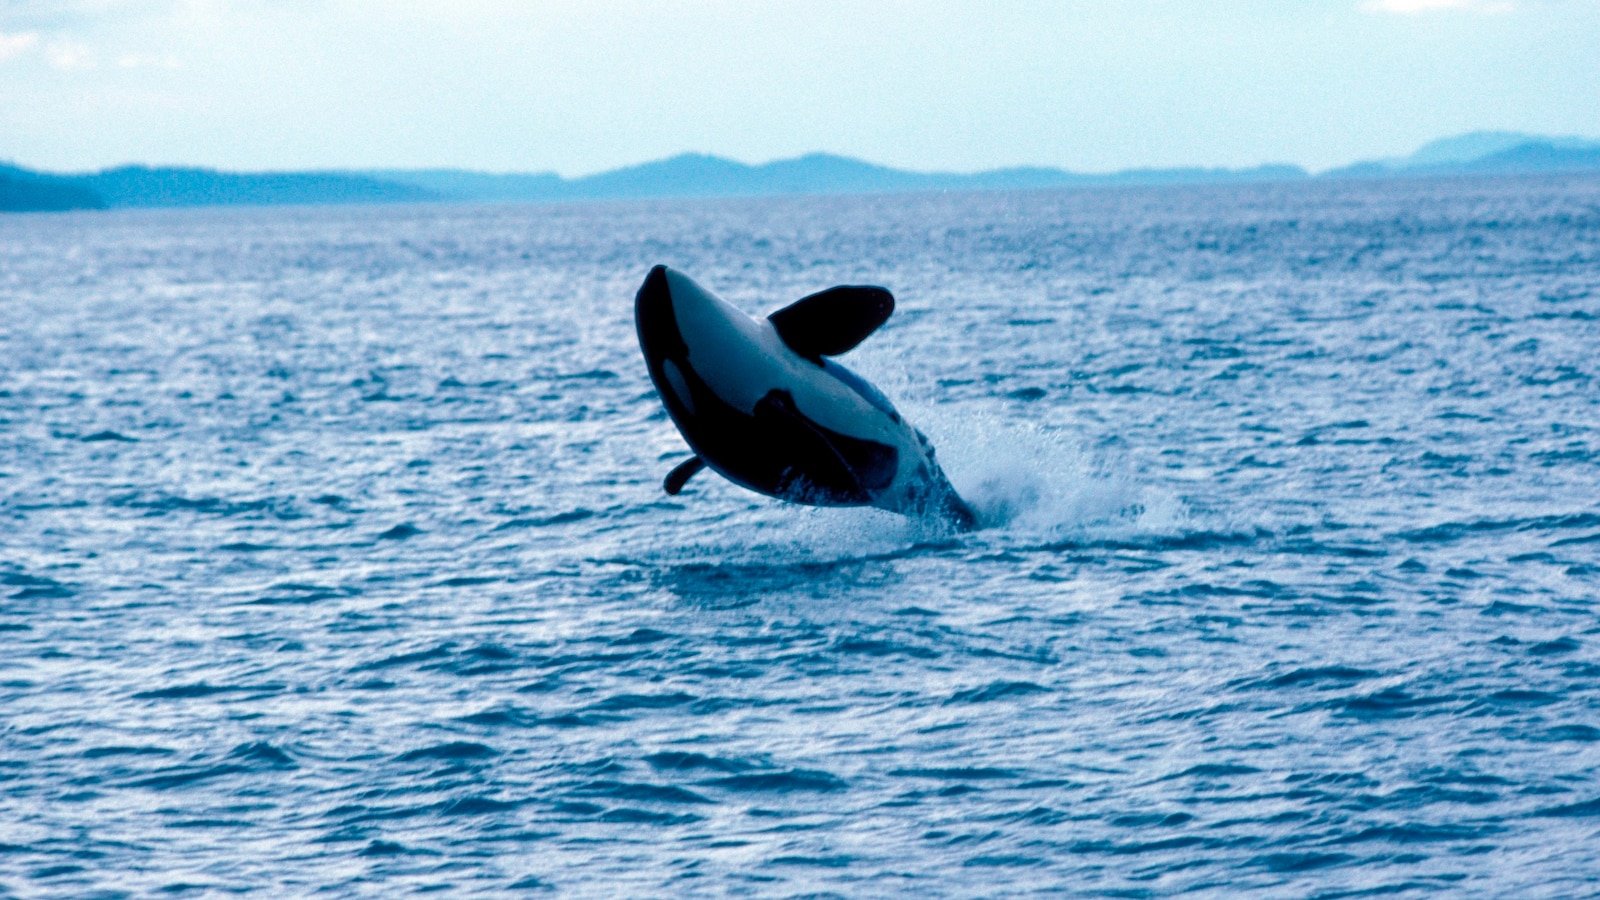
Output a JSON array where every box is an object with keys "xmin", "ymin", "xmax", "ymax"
[{"xmin": 635, "ymin": 265, "xmax": 977, "ymax": 530}]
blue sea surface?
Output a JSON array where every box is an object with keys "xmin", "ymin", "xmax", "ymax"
[{"xmin": 3, "ymin": 175, "xmax": 1599, "ymax": 896}]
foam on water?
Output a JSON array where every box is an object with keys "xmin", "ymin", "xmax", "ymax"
[
  {"xmin": 625, "ymin": 413, "xmax": 1192, "ymax": 572},
  {"xmin": 932, "ymin": 410, "xmax": 1190, "ymax": 540}
]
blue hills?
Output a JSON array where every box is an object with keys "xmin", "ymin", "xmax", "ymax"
[
  {"xmin": 4, "ymin": 131, "xmax": 1599, "ymax": 213},
  {"xmin": 1, "ymin": 164, "xmax": 107, "ymax": 212},
  {"xmin": 652, "ymin": 153, "xmax": 1304, "ymax": 195},
  {"xmin": 1322, "ymin": 131, "xmax": 1600, "ymax": 178},
  {"xmin": 0, "ymin": 163, "xmax": 428, "ymax": 212},
  {"xmin": 363, "ymin": 153, "xmax": 1305, "ymax": 203}
]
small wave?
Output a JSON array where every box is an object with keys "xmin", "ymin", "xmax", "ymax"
[
  {"xmin": 327, "ymin": 803, "xmax": 442, "ymax": 825},
  {"xmin": 1529, "ymin": 630, "xmax": 1580, "ymax": 650},
  {"xmin": 434, "ymin": 575, "xmax": 501, "ymax": 587},
  {"xmin": 1021, "ymin": 528, "xmax": 1266, "ymax": 555},
  {"xmin": 962, "ymin": 854, "xmax": 1047, "ymax": 868},
  {"xmin": 5, "ymin": 572, "xmax": 75, "ymax": 601},
  {"xmin": 1107, "ymin": 811, "xmax": 1194, "ymax": 828},
  {"xmin": 1537, "ymin": 725, "xmax": 1600, "ymax": 743},
  {"xmin": 1279, "ymin": 538, "xmax": 1388, "ymax": 559},
  {"xmin": 456, "ymin": 704, "xmax": 545, "ymax": 728},
  {"xmin": 80, "ymin": 745, "xmax": 176, "ymax": 759},
  {"xmin": 1481, "ymin": 600, "xmax": 1543, "ymax": 617},
  {"xmin": 250, "ymin": 582, "xmax": 355, "ymax": 606},
  {"xmin": 1325, "ymin": 822, "xmax": 1495, "ymax": 845},
  {"xmin": 441, "ymin": 643, "xmax": 521, "ymax": 676},
  {"xmin": 1394, "ymin": 512, "xmax": 1600, "ymax": 544},
  {"xmin": 132, "ymin": 682, "xmax": 285, "ymax": 700},
  {"xmin": 702, "ymin": 769, "xmax": 848, "ymax": 793},
  {"xmin": 597, "ymin": 808, "xmax": 702, "ymax": 825},
  {"xmin": 546, "ymin": 369, "xmax": 618, "ymax": 381},
  {"xmin": 609, "ymin": 628, "xmax": 672, "ymax": 646},
  {"xmin": 769, "ymin": 854, "xmax": 855, "ymax": 868},
  {"xmin": 1156, "ymin": 763, "xmax": 1262, "ymax": 782},
  {"xmin": 125, "ymin": 763, "xmax": 249, "ymax": 790},
  {"xmin": 1550, "ymin": 531, "xmax": 1600, "ymax": 548},
  {"xmin": 1008, "ymin": 806, "xmax": 1072, "ymax": 826},
  {"xmin": 588, "ymin": 692, "xmax": 696, "ymax": 712},
  {"xmin": 643, "ymin": 751, "xmax": 760, "ymax": 774},
  {"xmin": 1331, "ymin": 687, "xmax": 1457, "ymax": 720},
  {"xmin": 394, "ymin": 741, "xmax": 498, "ymax": 762},
  {"xmin": 889, "ymin": 767, "xmax": 1020, "ymax": 781},
  {"xmin": 110, "ymin": 492, "xmax": 298, "ymax": 520},
  {"xmin": 945, "ymin": 681, "xmax": 1050, "ymax": 704},
  {"xmin": 441, "ymin": 795, "xmax": 522, "ymax": 816},
  {"xmin": 1252, "ymin": 851, "xmax": 1355, "ymax": 873},
  {"xmin": 352, "ymin": 643, "xmax": 455, "ymax": 671},
  {"xmin": 1069, "ymin": 835, "xmax": 1208, "ymax": 856},
  {"xmin": 377, "ymin": 523, "xmax": 423, "ymax": 541},
  {"xmin": 359, "ymin": 840, "xmax": 418, "ymax": 857},
  {"xmin": 227, "ymin": 741, "xmax": 297, "ymax": 769},
  {"xmin": 1235, "ymin": 666, "xmax": 1380, "ymax": 691},
  {"xmin": 832, "ymin": 636, "xmax": 939, "ymax": 660},
  {"xmin": 79, "ymin": 429, "xmax": 138, "ymax": 443},
  {"xmin": 1466, "ymin": 689, "xmax": 1561, "ymax": 711},
  {"xmin": 569, "ymin": 780, "xmax": 714, "ymax": 805},
  {"xmin": 495, "ymin": 508, "xmax": 596, "ymax": 530}
]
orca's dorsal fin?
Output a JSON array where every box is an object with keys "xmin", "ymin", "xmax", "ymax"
[
  {"xmin": 663, "ymin": 456, "xmax": 705, "ymax": 495},
  {"xmin": 768, "ymin": 286, "xmax": 894, "ymax": 359}
]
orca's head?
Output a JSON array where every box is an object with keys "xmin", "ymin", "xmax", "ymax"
[{"xmin": 635, "ymin": 264, "xmax": 688, "ymax": 368}]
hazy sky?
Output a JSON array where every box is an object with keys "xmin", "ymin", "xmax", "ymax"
[{"xmin": 2, "ymin": 0, "xmax": 1597, "ymax": 175}]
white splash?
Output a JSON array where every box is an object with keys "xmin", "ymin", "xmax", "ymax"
[{"xmin": 925, "ymin": 408, "xmax": 1190, "ymax": 542}]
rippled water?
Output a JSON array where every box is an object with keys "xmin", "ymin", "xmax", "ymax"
[{"xmin": 3, "ymin": 174, "xmax": 1599, "ymax": 896}]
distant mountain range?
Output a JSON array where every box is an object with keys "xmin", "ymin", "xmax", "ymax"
[
  {"xmin": 4, "ymin": 131, "xmax": 1599, "ymax": 213},
  {"xmin": 0, "ymin": 163, "xmax": 430, "ymax": 212},
  {"xmin": 1322, "ymin": 132, "xmax": 1600, "ymax": 179},
  {"xmin": 360, "ymin": 155, "xmax": 1307, "ymax": 204}
]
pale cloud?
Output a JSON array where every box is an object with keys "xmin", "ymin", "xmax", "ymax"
[
  {"xmin": 0, "ymin": 29, "xmax": 40, "ymax": 60},
  {"xmin": 1359, "ymin": 0, "xmax": 1516, "ymax": 13},
  {"xmin": 0, "ymin": 1, "xmax": 168, "ymax": 29},
  {"xmin": 45, "ymin": 39, "xmax": 95, "ymax": 69},
  {"xmin": 117, "ymin": 51, "xmax": 179, "ymax": 69}
]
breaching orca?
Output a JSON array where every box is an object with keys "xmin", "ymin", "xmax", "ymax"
[{"xmin": 634, "ymin": 265, "xmax": 977, "ymax": 530}]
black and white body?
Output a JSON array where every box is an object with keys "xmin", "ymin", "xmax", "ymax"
[{"xmin": 635, "ymin": 265, "xmax": 977, "ymax": 530}]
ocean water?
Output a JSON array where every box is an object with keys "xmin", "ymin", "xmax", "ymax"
[{"xmin": 2, "ymin": 174, "xmax": 1598, "ymax": 897}]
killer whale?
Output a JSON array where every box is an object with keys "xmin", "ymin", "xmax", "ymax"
[{"xmin": 635, "ymin": 265, "xmax": 977, "ymax": 530}]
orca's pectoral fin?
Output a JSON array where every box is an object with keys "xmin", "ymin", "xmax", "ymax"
[
  {"xmin": 768, "ymin": 285, "xmax": 894, "ymax": 359},
  {"xmin": 663, "ymin": 456, "xmax": 705, "ymax": 495}
]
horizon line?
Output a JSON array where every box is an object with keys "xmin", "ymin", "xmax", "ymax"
[
  {"xmin": 6, "ymin": 150, "xmax": 1311, "ymax": 180},
  {"xmin": 9, "ymin": 129, "xmax": 1597, "ymax": 182}
]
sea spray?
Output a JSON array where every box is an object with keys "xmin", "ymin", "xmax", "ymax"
[{"xmin": 915, "ymin": 405, "xmax": 1190, "ymax": 541}]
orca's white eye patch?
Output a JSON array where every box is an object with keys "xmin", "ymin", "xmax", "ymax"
[{"xmin": 661, "ymin": 359, "xmax": 695, "ymax": 415}]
